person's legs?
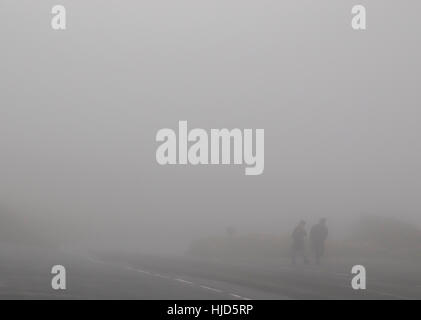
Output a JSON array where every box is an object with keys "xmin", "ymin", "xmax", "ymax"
[
  {"xmin": 315, "ymin": 243, "xmax": 323, "ymax": 264},
  {"xmin": 291, "ymin": 249, "xmax": 297, "ymax": 265},
  {"xmin": 301, "ymin": 248, "xmax": 309, "ymax": 264},
  {"xmin": 311, "ymin": 243, "xmax": 317, "ymax": 264}
]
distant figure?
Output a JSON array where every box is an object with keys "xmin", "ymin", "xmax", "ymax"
[
  {"xmin": 310, "ymin": 218, "xmax": 328, "ymax": 264},
  {"xmin": 291, "ymin": 220, "xmax": 309, "ymax": 265}
]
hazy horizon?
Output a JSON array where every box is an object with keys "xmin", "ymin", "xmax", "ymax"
[{"xmin": 1, "ymin": 0, "xmax": 420, "ymax": 255}]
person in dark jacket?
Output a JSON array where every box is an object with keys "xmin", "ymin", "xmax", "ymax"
[
  {"xmin": 291, "ymin": 220, "xmax": 309, "ymax": 265},
  {"xmin": 310, "ymin": 218, "xmax": 328, "ymax": 264}
]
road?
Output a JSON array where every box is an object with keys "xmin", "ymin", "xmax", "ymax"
[{"xmin": 0, "ymin": 245, "xmax": 420, "ymax": 299}]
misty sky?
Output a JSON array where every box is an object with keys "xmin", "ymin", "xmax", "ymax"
[{"xmin": 0, "ymin": 1, "xmax": 420, "ymax": 252}]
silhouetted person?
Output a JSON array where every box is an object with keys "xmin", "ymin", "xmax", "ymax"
[
  {"xmin": 291, "ymin": 220, "xmax": 308, "ymax": 265},
  {"xmin": 310, "ymin": 218, "xmax": 328, "ymax": 264}
]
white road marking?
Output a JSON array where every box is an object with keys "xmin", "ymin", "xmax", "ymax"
[
  {"xmin": 175, "ymin": 278, "xmax": 194, "ymax": 285},
  {"xmin": 153, "ymin": 273, "xmax": 171, "ymax": 279},
  {"xmin": 200, "ymin": 285, "xmax": 223, "ymax": 293},
  {"xmin": 229, "ymin": 293, "xmax": 252, "ymax": 300},
  {"xmin": 89, "ymin": 256, "xmax": 253, "ymax": 300},
  {"xmin": 127, "ymin": 266, "xmax": 152, "ymax": 275},
  {"xmin": 136, "ymin": 270, "xmax": 152, "ymax": 275},
  {"xmin": 92, "ymin": 257, "xmax": 418, "ymax": 301}
]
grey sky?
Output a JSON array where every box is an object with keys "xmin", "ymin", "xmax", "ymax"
[{"xmin": 0, "ymin": 1, "xmax": 420, "ymax": 252}]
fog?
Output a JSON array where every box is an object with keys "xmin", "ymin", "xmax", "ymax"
[{"xmin": 0, "ymin": 0, "xmax": 420, "ymax": 258}]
